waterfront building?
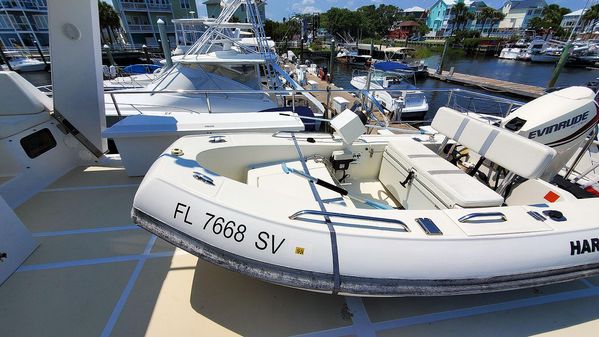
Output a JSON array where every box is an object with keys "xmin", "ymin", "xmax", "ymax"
[
  {"xmin": 112, "ymin": 0, "xmax": 198, "ymax": 48},
  {"xmin": 403, "ymin": 6, "xmax": 427, "ymax": 22},
  {"xmin": 497, "ymin": 0, "xmax": 546, "ymax": 33},
  {"xmin": 0, "ymin": 0, "xmax": 48, "ymax": 48},
  {"xmin": 560, "ymin": 9, "xmax": 594, "ymax": 35},
  {"xmin": 427, "ymin": 0, "xmax": 488, "ymax": 37},
  {"xmin": 464, "ymin": 1, "xmax": 491, "ymax": 33},
  {"xmin": 387, "ymin": 21, "xmax": 420, "ymax": 40},
  {"xmin": 203, "ymin": 0, "xmax": 265, "ymax": 22}
]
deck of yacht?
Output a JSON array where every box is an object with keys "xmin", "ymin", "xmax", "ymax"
[{"xmin": 3, "ymin": 165, "xmax": 599, "ymax": 337}]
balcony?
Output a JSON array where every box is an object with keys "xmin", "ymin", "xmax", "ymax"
[
  {"xmin": 128, "ymin": 24, "xmax": 154, "ymax": 33},
  {"xmin": 127, "ymin": 24, "xmax": 174, "ymax": 33},
  {"xmin": 147, "ymin": 3, "xmax": 172, "ymax": 12},
  {"xmin": 121, "ymin": 1, "xmax": 172, "ymax": 13},
  {"xmin": 0, "ymin": 0, "xmax": 47, "ymax": 11}
]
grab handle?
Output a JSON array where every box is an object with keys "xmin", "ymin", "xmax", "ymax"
[
  {"xmin": 458, "ymin": 212, "xmax": 507, "ymax": 223},
  {"xmin": 289, "ymin": 210, "xmax": 409, "ymax": 232}
]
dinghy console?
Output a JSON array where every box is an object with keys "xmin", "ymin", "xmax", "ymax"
[{"xmin": 501, "ymin": 86, "xmax": 598, "ymax": 180}]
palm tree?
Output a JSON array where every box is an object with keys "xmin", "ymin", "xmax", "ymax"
[
  {"xmin": 478, "ymin": 7, "xmax": 496, "ymax": 36},
  {"xmin": 451, "ymin": 1, "xmax": 468, "ymax": 34},
  {"xmin": 98, "ymin": 1, "xmax": 121, "ymax": 45},
  {"xmin": 463, "ymin": 11, "xmax": 475, "ymax": 30},
  {"xmin": 487, "ymin": 10, "xmax": 505, "ymax": 37},
  {"xmin": 582, "ymin": 4, "xmax": 599, "ymax": 33}
]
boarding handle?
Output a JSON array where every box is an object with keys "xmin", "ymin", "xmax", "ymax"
[{"xmin": 458, "ymin": 212, "xmax": 507, "ymax": 223}]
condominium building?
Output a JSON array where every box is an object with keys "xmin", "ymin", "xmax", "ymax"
[
  {"xmin": 0, "ymin": 0, "xmax": 48, "ymax": 48},
  {"xmin": 204, "ymin": 0, "xmax": 265, "ymax": 22},
  {"xmin": 112, "ymin": 0, "xmax": 197, "ymax": 48}
]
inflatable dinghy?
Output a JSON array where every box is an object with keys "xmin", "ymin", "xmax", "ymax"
[{"xmin": 132, "ymin": 87, "xmax": 599, "ymax": 296}]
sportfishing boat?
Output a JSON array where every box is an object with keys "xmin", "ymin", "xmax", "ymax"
[
  {"xmin": 350, "ymin": 69, "xmax": 428, "ymax": 120},
  {"xmin": 132, "ymin": 86, "xmax": 599, "ymax": 296}
]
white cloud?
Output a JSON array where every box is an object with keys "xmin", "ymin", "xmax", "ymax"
[
  {"xmin": 302, "ymin": 6, "xmax": 321, "ymax": 13},
  {"xmin": 302, "ymin": 0, "xmax": 315, "ymax": 4}
]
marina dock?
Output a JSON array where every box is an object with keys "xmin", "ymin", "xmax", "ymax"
[
  {"xmin": 298, "ymin": 67, "xmax": 416, "ymax": 132},
  {"xmin": 427, "ymin": 69, "xmax": 546, "ymax": 99}
]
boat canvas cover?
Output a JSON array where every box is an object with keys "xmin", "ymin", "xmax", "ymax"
[{"xmin": 374, "ymin": 61, "xmax": 411, "ymax": 72}]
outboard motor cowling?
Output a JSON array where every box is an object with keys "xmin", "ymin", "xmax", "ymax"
[{"xmin": 500, "ymin": 87, "xmax": 598, "ymax": 180}]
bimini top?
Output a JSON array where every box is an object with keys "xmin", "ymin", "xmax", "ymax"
[{"xmin": 373, "ymin": 61, "xmax": 412, "ymax": 72}]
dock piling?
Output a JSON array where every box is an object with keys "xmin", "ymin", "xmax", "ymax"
[
  {"xmin": 437, "ymin": 39, "xmax": 449, "ymax": 75},
  {"xmin": 103, "ymin": 44, "xmax": 115, "ymax": 66},
  {"xmin": 329, "ymin": 39, "xmax": 335, "ymax": 83},
  {"xmin": 547, "ymin": 42, "xmax": 571, "ymax": 89},
  {"xmin": 142, "ymin": 44, "xmax": 151, "ymax": 64}
]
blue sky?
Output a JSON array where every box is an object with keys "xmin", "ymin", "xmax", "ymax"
[
  {"xmin": 102, "ymin": 1, "xmax": 587, "ymax": 21},
  {"xmin": 196, "ymin": 0, "xmax": 587, "ymax": 21}
]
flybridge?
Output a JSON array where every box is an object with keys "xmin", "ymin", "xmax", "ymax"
[{"xmin": 528, "ymin": 111, "xmax": 589, "ymax": 139}]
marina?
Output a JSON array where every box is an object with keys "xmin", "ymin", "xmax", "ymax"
[{"xmin": 3, "ymin": 0, "xmax": 599, "ymax": 336}]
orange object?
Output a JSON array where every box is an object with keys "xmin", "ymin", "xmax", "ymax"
[{"xmin": 544, "ymin": 191, "xmax": 560, "ymax": 203}]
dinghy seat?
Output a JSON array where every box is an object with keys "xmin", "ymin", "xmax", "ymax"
[
  {"xmin": 431, "ymin": 107, "xmax": 556, "ymax": 180},
  {"xmin": 381, "ymin": 137, "xmax": 504, "ymax": 209},
  {"xmin": 380, "ymin": 107, "xmax": 557, "ymax": 209}
]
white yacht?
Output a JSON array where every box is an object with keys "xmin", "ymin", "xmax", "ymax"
[{"xmin": 350, "ymin": 70, "xmax": 428, "ymax": 120}]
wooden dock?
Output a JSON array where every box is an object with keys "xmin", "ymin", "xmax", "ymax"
[
  {"xmin": 287, "ymin": 63, "xmax": 416, "ymax": 133},
  {"xmin": 427, "ymin": 69, "xmax": 546, "ymax": 99}
]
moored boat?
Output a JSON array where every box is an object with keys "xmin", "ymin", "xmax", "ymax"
[{"xmin": 350, "ymin": 70, "xmax": 428, "ymax": 120}]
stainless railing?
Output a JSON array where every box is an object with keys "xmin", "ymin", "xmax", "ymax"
[{"xmin": 101, "ymin": 87, "xmax": 524, "ymax": 124}]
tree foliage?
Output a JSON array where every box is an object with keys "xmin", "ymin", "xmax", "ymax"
[
  {"xmin": 582, "ymin": 4, "xmax": 599, "ymax": 31},
  {"xmin": 264, "ymin": 18, "xmax": 300, "ymax": 42},
  {"xmin": 98, "ymin": 1, "xmax": 120, "ymax": 30},
  {"xmin": 528, "ymin": 4, "xmax": 570, "ymax": 37},
  {"xmin": 319, "ymin": 4, "xmax": 402, "ymax": 39}
]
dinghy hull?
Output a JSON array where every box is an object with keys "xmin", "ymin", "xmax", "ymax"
[{"xmin": 133, "ymin": 207, "xmax": 599, "ymax": 296}]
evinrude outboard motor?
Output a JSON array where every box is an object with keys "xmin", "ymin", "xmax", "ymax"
[{"xmin": 501, "ymin": 87, "xmax": 598, "ymax": 180}]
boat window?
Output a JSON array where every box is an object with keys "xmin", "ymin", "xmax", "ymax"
[{"xmin": 20, "ymin": 128, "xmax": 56, "ymax": 159}]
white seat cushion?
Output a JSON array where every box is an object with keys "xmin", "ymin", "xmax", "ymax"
[
  {"xmin": 431, "ymin": 107, "xmax": 556, "ymax": 179},
  {"xmin": 386, "ymin": 138, "xmax": 504, "ymax": 208}
]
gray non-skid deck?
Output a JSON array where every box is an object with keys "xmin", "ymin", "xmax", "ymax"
[{"xmin": 2, "ymin": 166, "xmax": 599, "ymax": 337}]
